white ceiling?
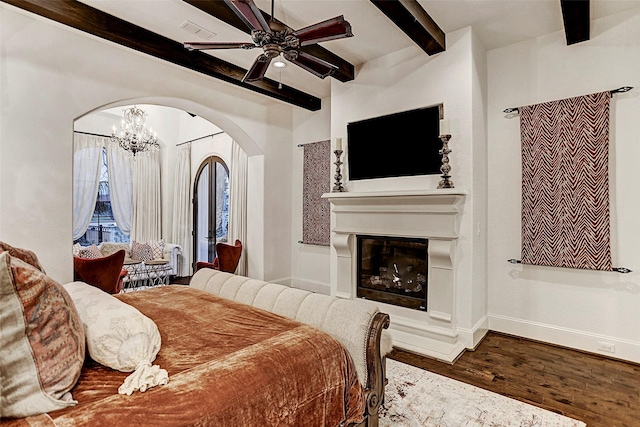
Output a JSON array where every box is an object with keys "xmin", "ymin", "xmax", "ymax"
[{"xmin": 79, "ymin": 0, "xmax": 640, "ymax": 99}]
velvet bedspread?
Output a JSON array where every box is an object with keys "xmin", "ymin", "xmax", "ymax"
[{"xmin": 2, "ymin": 285, "xmax": 365, "ymax": 426}]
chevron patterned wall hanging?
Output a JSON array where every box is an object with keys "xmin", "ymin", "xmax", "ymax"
[
  {"xmin": 519, "ymin": 91, "xmax": 614, "ymax": 271},
  {"xmin": 301, "ymin": 140, "xmax": 331, "ymax": 246}
]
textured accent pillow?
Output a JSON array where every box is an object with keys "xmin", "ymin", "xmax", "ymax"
[
  {"xmin": 0, "ymin": 240, "xmax": 46, "ymax": 272},
  {"xmin": 131, "ymin": 241, "xmax": 153, "ymax": 262},
  {"xmin": 148, "ymin": 239, "xmax": 165, "ymax": 260},
  {"xmin": 63, "ymin": 281, "xmax": 168, "ymax": 395},
  {"xmin": 100, "ymin": 242, "xmax": 131, "ymax": 260},
  {"xmin": 78, "ymin": 244, "xmax": 102, "ymax": 259},
  {"xmin": 72, "ymin": 242, "xmax": 82, "ymax": 257},
  {"xmin": 0, "ymin": 252, "xmax": 85, "ymax": 418}
]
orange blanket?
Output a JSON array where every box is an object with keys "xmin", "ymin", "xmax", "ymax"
[{"xmin": 2, "ymin": 285, "xmax": 365, "ymax": 426}]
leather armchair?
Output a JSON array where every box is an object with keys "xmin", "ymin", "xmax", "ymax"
[{"xmin": 196, "ymin": 239, "xmax": 243, "ymax": 274}]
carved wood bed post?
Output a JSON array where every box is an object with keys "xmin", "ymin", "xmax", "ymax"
[{"xmin": 360, "ymin": 311, "xmax": 391, "ymax": 427}]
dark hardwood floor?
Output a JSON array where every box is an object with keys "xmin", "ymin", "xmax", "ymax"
[
  {"xmin": 170, "ymin": 276, "xmax": 191, "ymax": 285},
  {"xmin": 389, "ymin": 332, "xmax": 639, "ymax": 427}
]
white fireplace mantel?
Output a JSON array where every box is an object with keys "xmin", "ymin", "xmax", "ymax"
[
  {"xmin": 323, "ymin": 189, "xmax": 468, "ymax": 362},
  {"xmin": 324, "ymin": 190, "xmax": 466, "ymax": 238}
]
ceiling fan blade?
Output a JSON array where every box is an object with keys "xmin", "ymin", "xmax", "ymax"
[
  {"xmin": 184, "ymin": 41, "xmax": 256, "ymax": 51},
  {"xmin": 243, "ymin": 54, "xmax": 272, "ymax": 82},
  {"xmin": 289, "ymin": 51, "xmax": 338, "ymax": 79},
  {"xmin": 293, "ymin": 16, "xmax": 353, "ymax": 46},
  {"xmin": 224, "ymin": 0, "xmax": 271, "ymax": 32}
]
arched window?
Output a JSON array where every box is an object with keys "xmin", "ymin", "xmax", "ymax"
[{"xmin": 193, "ymin": 156, "xmax": 230, "ymax": 269}]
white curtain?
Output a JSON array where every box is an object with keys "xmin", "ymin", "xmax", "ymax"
[
  {"xmin": 106, "ymin": 142, "xmax": 133, "ymax": 235},
  {"xmin": 171, "ymin": 144, "xmax": 191, "ymax": 276},
  {"xmin": 131, "ymin": 150, "xmax": 162, "ymax": 242},
  {"xmin": 228, "ymin": 140, "xmax": 248, "ymax": 276},
  {"xmin": 72, "ymin": 134, "xmax": 104, "ymax": 241}
]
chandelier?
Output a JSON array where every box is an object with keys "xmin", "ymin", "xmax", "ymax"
[{"xmin": 110, "ymin": 106, "xmax": 159, "ymax": 156}]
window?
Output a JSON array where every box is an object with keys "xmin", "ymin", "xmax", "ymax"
[{"xmin": 75, "ymin": 148, "xmax": 129, "ymax": 245}]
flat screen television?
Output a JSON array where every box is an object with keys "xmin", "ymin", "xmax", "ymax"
[{"xmin": 347, "ymin": 104, "xmax": 443, "ymax": 180}]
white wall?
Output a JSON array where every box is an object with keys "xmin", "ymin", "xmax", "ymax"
[
  {"xmin": 289, "ymin": 28, "xmax": 490, "ymax": 343},
  {"xmin": 327, "ymin": 27, "xmax": 488, "ymax": 344},
  {"xmin": 0, "ymin": 4, "xmax": 292, "ymax": 283},
  {"xmin": 262, "ymin": 104, "xmax": 294, "ymax": 282},
  {"xmin": 470, "ymin": 31, "xmax": 489, "ymax": 336},
  {"xmin": 289, "ymin": 98, "xmax": 332, "ymax": 293},
  {"xmin": 487, "ymin": 9, "xmax": 640, "ymax": 362}
]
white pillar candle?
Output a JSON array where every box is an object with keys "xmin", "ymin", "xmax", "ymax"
[
  {"xmin": 336, "ymin": 137, "xmax": 342, "ymax": 151},
  {"xmin": 439, "ymin": 119, "xmax": 450, "ymax": 135}
]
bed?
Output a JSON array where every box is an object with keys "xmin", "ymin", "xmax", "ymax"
[{"xmin": 1, "ymin": 276, "xmax": 389, "ymax": 426}]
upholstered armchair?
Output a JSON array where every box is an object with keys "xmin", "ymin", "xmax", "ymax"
[
  {"xmin": 196, "ymin": 239, "xmax": 243, "ymax": 274},
  {"xmin": 73, "ymin": 249, "xmax": 127, "ymax": 294}
]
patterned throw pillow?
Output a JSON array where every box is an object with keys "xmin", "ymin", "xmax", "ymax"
[
  {"xmin": 0, "ymin": 240, "xmax": 46, "ymax": 272},
  {"xmin": 78, "ymin": 244, "xmax": 102, "ymax": 259},
  {"xmin": 131, "ymin": 241, "xmax": 153, "ymax": 262},
  {"xmin": 148, "ymin": 239, "xmax": 165, "ymax": 260},
  {"xmin": 0, "ymin": 252, "xmax": 85, "ymax": 418},
  {"xmin": 72, "ymin": 242, "xmax": 82, "ymax": 257}
]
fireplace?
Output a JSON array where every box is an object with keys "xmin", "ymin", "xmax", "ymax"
[
  {"xmin": 357, "ymin": 235, "xmax": 428, "ymax": 310},
  {"xmin": 324, "ymin": 189, "xmax": 468, "ymax": 362}
]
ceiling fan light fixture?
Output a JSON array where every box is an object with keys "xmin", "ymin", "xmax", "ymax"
[
  {"xmin": 273, "ymin": 59, "xmax": 286, "ymax": 68},
  {"xmin": 186, "ymin": 0, "xmax": 352, "ymax": 83}
]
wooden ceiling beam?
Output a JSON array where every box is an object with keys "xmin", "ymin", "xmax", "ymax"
[
  {"xmin": 182, "ymin": 0, "xmax": 355, "ymax": 82},
  {"xmin": 560, "ymin": 0, "xmax": 590, "ymax": 45},
  {"xmin": 1, "ymin": 0, "xmax": 321, "ymax": 111},
  {"xmin": 369, "ymin": 0, "xmax": 445, "ymax": 55}
]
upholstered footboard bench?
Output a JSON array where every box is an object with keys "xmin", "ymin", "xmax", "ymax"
[{"xmin": 190, "ymin": 269, "xmax": 392, "ymax": 427}]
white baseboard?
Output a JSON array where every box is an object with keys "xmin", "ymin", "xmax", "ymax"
[
  {"xmin": 273, "ymin": 276, "xmax": 331, "ymax": 295},
  {"xmin": 269, "ymin": 276, "xmax": 292, "ymax": 287},
  {"xmin": 385, "ymin": 314, "xmax": 480, "ymax": 363},
  {"xmin": 260, "ymin": 280, "xmax": 640, "ymax": 363},
  {"xmin": 489, "ymin": 314, "xmax": 640, "ymax": 364},
  {"xmin": 390, "ymin": 328, "xmax": 467, "ymax": 363},
  {"xmin": 457, "ymin": 315, "xmax": 490, "ymax": 350},
  {"xmin": 291, "ymin": 277, "xmax": 331, "ymax": 295}
]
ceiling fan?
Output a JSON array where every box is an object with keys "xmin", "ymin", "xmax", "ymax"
[{"xmin": 184, "ymin": 0, "xmax": 353, "ymax": 83}]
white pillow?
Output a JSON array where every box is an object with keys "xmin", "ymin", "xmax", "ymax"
[{"xmin": 63, "ymin": 281, "xmax": 168, "ymax": 395}]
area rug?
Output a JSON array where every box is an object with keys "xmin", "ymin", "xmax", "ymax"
[{"xmin": 380, "ymin": 359, "xmax": 587, "ymax": 427}]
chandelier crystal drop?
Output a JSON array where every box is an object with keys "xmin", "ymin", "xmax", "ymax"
[{"xmin": 110, "ymin": 106, "xmax": 159, "ymax": 156}]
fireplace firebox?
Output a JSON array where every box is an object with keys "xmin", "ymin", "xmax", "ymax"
[{"xmin": 356, "ymin": 235, "xmax": 428, "ymax": 310}]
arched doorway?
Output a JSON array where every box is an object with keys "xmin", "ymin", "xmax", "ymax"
[
  {"xmin": 73, "ymin": 97, "xmax": 262, "ymax": 279},
  {"xmin": 193, "ymin": 156, "xmax": 230, "ymax": 270}
]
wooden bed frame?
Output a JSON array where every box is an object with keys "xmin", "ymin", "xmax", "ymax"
[{"xmin": 355, "ymin": 311, "xmax": 391, "ymax": 427}]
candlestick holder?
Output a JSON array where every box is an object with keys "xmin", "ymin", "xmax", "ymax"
[
  {"xmin": 332, "ymin": 149, "xmax": 345, "ymax": 192},
  {"xmin": 437, "ymin": 134, "xmax": 454, "ymax": 189}
]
